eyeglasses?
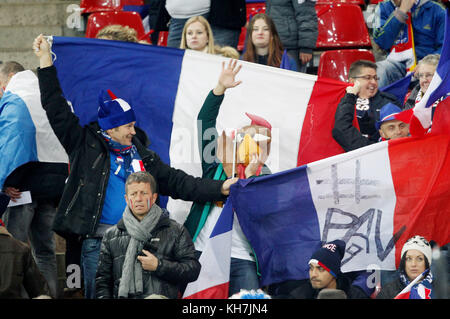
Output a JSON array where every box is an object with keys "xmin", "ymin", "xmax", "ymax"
[
  {"xmin": 353, "ymin": 75, "xmax": 380, "ymax": 81},
  {"xmin": 415, "ymin": 73, "xmax": 434, "ymax": 80}
]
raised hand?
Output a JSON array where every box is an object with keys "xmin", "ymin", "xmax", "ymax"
[
  {"xmin": 32, "ymin": 34, "xmax": 53, "ymax": 68},
  {"xmin": 213, "ymin": 59, "xmax": 242, "ymax": 96}
]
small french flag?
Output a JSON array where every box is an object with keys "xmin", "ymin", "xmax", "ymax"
[
  {"xmin": 183, "ymin": 200, "xmax": 233, "ymax": 299},
  {"xmin": 131, "ymin": 159, "xmax": 145, "ymax": 172},
  {"xmin": 394, "ymin": 269, "xmax": 431, "ymax": 299}
]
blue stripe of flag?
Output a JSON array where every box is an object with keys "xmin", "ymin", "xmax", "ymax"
[
  {"xmin": 426, "ymin": 9, "xmax": 450, "ymax": 108},
  {"xmin": 230, "ymin": 166, "xmax": 322, "ymax": 286},
  {"xmin": 51, "ymin": 37, "xmax": 184, "ymax": 166},
  {"xmin": 209, "ymin": 199, "xmax": 234, "ymax": 238},
  {"xmin": 0, "ymin": 92, "xmax": 38, "ymax": 188}
]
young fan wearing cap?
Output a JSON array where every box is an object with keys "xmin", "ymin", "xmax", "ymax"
[
  {"xmin": 274, "ymin": 240, "xmax": 369, "ymax": 299},
  {"xmin": 332, "ymin": 59, "xmax": 405, "ymax": 152},
  {"xmin": 33, "ymin": 34, "xmax": 238, "ymax": 299},
  {"xmin": 184, "ymin": 59, "xmax": 272, "ymax": 296},
  {"xmin": 377, "ymin": 235, "xmax": 435, "ymax": 299}
]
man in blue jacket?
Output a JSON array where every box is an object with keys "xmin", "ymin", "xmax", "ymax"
[{"xmin": 372, "ymin": 0, "xmax": 446, "ymax": 87}]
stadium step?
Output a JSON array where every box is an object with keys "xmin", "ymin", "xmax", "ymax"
[{"xmin": 0, "ymin": 0, "xmax": 84, "ymax": 70}]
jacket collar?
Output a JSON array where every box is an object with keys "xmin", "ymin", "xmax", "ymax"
[{"xmin": 117, "ymin": 207, "xmax": 171, "ymax": 231}]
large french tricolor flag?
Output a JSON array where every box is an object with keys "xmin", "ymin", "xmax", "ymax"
[
  {"xmin": 182, "ymin": 200, "xmax": 234, "ymax": 299},
  {"xmin": 0, "ymin": 70, "xmax": 68, "ymax": 189},
  {"xmin": 410, "ymin": 9, "xmax": 450, "ymax": 137},
  {"xmin": 49, "ymin": 36, "xmax": 348, "ymax": 222},
  {"xmin": 230, "ymin": 133, "xmax": 450, "ymax": 287}
]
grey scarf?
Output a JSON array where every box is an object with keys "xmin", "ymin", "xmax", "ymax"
[{"xmin": 118, "ymin": 204, "xmax": 163, "ymax": 298}]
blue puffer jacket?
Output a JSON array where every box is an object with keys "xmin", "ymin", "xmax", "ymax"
[{"xmin": 372, "ymin": 0, "xmax": 446, "ymax": 61}]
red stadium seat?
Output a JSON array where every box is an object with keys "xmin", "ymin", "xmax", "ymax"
[
  {"xmin": 157, "ymin": 31, "xmax": 168, "ymax": 47},
  {"xmin": 85, "ymin": 11, "xmax": 148, "ymax": 40},
  {"xmin": 315, "ymin": 4, "xmax": 371, "ymax": 49},
  {"xmin": 317, "ymin": 49, "xmax": 375, "ymax": 82},
  {"xmin": 80, "ymin": 0, "xmax": 123, "ymax": 14},
  {"xmin": 316, "ymin": 0, "xmax": 366, "ymax": 6},
  {"xmin": 237, "ymin": 2, "xmax": 266, "ymax": 51},
  {"xmin": 122, "ymin": 0, "xmax": 144, "ymax": 4}
]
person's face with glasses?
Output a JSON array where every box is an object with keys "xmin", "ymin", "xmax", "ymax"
[
  {"xmin": 350, "ymin": 67, "xmax": 379, "ymax": 99},
  {"xmin": 415, "ymin": 63, "xmax": 436, "ymax": 94}
]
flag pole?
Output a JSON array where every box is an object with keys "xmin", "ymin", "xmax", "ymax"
[{"xmin": 232, "ymin": 129, "xmax": 237, "ymax": 178}]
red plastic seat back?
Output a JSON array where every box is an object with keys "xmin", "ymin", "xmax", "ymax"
[
  {"xmin": 80, "ymin": 0, "xmax": 123, "ymax": 14},
  {"xmin": 85, "ymin": 11, "xmax": 146, "ymax": 39},
  {"xmin": 316, "ymin": 4, "xmax": 371, "ymax": 49},
  {"xmin": 317, "ymin": 49, "xmax": 375, "ymax": 82},
  {"xmin": 122, "ymin": 0, "xmax": 144, "ymax": 4},
  {"xmin": 237, "ymin": 2, "xmax": 266, "ymax": 51},
  {"xmin": 316, "ymin": 0, "xmax": 366, "ymax": 5}
]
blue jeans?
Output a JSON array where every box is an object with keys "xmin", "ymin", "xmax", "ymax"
[
  {"xmin": 211, "ymin": 26, "xmax": 241, "ymax": 48},
  {"xmin": 376, "ymin": 59, "xmax": 406, "ymax": 89},
  {"xmin": 81, "ymin": 238, "xmax": 102, "ymax": 299},
  {"xmin": 229, "ymin": 257, "xmax": 260, "ymax": 296},
  {"xmin": 4, "ymin": 200, "xmax": 59, "ymax": 298}
]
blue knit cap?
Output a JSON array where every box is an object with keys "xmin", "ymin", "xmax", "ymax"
[
  {"xmin": 309, "ymin": 240, "xmax": 346, "ymax": 278},
  {"xmin": 375, "ymin": 103, "xmax": 403, "ymax": 130},
  {"xmin": 98, "ymin": 89, "xmax": 136, "ymax": 130}
]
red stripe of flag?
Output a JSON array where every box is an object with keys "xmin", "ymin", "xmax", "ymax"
[
  {"xmin": 388, "ymin": 134, "xmax": 450, "ymax": 267},
  {"xmin": 297, "ymin": 77, "xmax": 348, "ymax": 166},
  {"xmin": 184, "ymin": 282, "xmax": 229, "ymax": 299}
]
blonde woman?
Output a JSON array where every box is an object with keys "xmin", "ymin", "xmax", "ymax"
[{"xmin": 180, "ymin": 16, "xmax": 216, "ymax": 54}]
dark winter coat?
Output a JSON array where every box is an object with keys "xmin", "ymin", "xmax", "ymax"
[
  {"xmin": 209, "ymin": 0, "xmax": 246, "ymax": 30},
  {"xmin": 332, "ymin": 91, "xmax": 402, "ymax": 152},
  {"xmin": 265, "ymin": 0, "xmax": 318, "ymax": 54},
  {"xmin": 0, "ymin": 228, "xmax": 50, "ymax": 298},
  {"xmin": 95, "ymin": 210, "xmax": 200, "ymax": 299},
  {"xmin": 274, "ymin": 277, "xmax": 369, "ymax": 299},
  {"xmin": 37, "ymin": 66, "xmax": 226, "ymax": 238},
  {"xmin": 3, "ymin": 161, "xmax": 68, "ymax": 204}
]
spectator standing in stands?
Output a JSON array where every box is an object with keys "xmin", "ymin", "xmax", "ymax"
[
  {"xmin": 33, "ymin": 34, "xmax": 237, "ymax": 299},
  {"xmin": 180, "ymin": 16, "xmax": 216, "ymax": 54},
  {"xmin": 274, "ymin": 240, "xmax": 369, "ymax": 299},
  {"xmin": 241, "ymin": 13, "xmax": 297, "ymax": 71},
  {"xmin": 372, "ymin": 0, "xmax": 446, "ymax": 88},
  {"xmin": 265, "ymin": 0, "xmax": 318, "ymax": 73},
  {"xmin": 208, "ymin": 0, "xmax": 246, "ymax": 49},
  {"xmin": 0, "ymin": 217, "xmax": 52, "ymax": 299},
  {"xmin": 96, "ymin": 172, "xmax": 200, "ymax": 299},
  {"xmin": 404, "ymin": 54, "xmax": 441, "ymax": 109},
  {"xmin": 165, "ymin": 0, "xmax": 210, "ymax": 48},
  {"xmin": 331, "ymin": 60, "xmax": 403, "ymax": 152},
  {"xmin": 146, "ymin": 0, "xmax": 171, "ymax": 45},
  {"xmin": 0, "ymin": 61, "xmax": 68, "ymax": 299},
  {"xmin": 184, "ymin": 60, "xmax": 272, "ymax": 296},
  {"xmin": 377, "ymin": 236, "xmax": 434, "ymax": 299},
  {"xmin": 180, "ymin": 16, "xmax": 240, "ymax": 59}
]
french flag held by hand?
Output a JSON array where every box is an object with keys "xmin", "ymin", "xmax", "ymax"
[
  {"xmin": 394, "ymin": 269, "xmax": 431, "ymax": 299},
  {"xmin": 182, "ymin": 200, "xmax": 234, "ymax": 299},
  {"xmin": 409, "ymin": 9, "xmax": 450, "ymax": 137}
]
